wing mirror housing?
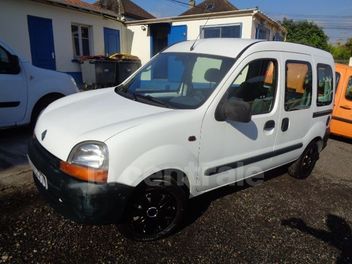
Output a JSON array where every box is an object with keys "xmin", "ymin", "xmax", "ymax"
[{"xmin": 215, "ymin": 97, "xmax": 252, "ymax": 123}]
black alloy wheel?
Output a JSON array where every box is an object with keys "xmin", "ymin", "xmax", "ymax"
[{"xmin": 118, "ymin": 178, "xmax": 187, "ymax": 241}]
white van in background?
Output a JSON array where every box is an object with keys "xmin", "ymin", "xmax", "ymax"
[{"xmin": 0, "ymin": 39, "xmax": 78, "ymax": 128}]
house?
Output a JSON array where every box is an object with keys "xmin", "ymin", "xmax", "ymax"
[
  {"xmin": 0, "ymin": 0, "xmax": 286, "ymax": 85},
  {"xmin": 126, "ymin": 0, "xmax": 287, "ymax": 64},
  {"xmin": 0, "ymin": 0, "xmax": 151, "ymax": 84}
]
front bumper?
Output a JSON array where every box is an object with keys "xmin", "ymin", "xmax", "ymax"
[{"xmin": 28, "ymin": 138, "xmax": 133, "ymax": 225}]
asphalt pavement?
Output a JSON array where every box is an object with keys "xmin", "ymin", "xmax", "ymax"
[{"xmin": 0, "ymin": 128, "xmax": 351, "ymax": 263}]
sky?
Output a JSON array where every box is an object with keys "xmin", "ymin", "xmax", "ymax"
[{"xmin": 86, "ymin": 0, "xmax": 352, "ymax": 43}]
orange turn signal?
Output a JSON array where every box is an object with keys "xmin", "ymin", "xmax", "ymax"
[{"xmin": 59, "ymin": 161, "xmax": 108, "ymax": 183}]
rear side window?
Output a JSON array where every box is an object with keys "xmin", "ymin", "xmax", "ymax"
[
  {"xmin": 346, "ymin": 77, "xmax": 352, "ymax": 101},
  {"xmin": 227, "ymin": 58, "xmax": 278, "ymax": 115},
  {"xmin": 317, "ymin": 64, "xmax": 333, "ymax": 106},
  {"xmin": 285, "ymin": 61, "xmax": 312, "ymax": 111}
]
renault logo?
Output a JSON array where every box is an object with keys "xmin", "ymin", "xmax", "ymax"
[{"xmin": 41, "ymin": 130, "xmax": 47, "ymax": 141}]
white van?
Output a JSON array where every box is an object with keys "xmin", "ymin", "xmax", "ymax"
[
  {"xmin": 28, "ymin": 39, "xmax": 334, "ymax": 241},
  {"xmin": 0, "ymin": 39, "xmax": 78, "ymax": 128}
]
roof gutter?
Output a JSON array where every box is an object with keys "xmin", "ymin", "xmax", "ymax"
[
  {"xmin": 29, "ymin": 0, "xmax": 122, "ymax": 21},
  {"xmin": 125, "ymin": 9, "xmax": 258, "ymax": 25}
]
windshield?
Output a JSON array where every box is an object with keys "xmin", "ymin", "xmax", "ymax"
[{"xmin": 116, "ymin": 52, "xmax": 235, "ymax": 109}]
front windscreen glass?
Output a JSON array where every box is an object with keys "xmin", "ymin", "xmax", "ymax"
[{"xmin": 116, "ymin": 52, "xmax": 235, "ymax": 109}]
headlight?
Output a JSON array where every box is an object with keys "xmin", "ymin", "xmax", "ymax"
[{"xmin": 60, "ymin": 142, "xmax": 109, "ymax": 183}]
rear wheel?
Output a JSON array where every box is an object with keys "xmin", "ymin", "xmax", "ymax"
[
  {"xmin": 288, "ymin": 141, "xmax": 319, "ymax": 179},
  {"xmin": 118, "ymin": 178, "xmax": 187, "ymax": 241}
]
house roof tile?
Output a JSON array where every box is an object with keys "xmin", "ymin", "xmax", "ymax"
[{"xmin": 180, "ymin": 0, "xmax": 238, "ymax": 16}]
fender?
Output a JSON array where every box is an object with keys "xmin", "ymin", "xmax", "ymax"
[{"xmin": 110, "ymin": 144, "xmax": 199, "ymax": 196}]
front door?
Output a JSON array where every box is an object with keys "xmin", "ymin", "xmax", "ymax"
[
  {"xmin": 332, "ymin": 68, "xmax": 352, "ymax": 137},
  {"xmin": 104, "ymin": 28, "xmax": 120, "ymax": 56},
  {"xmin": 27, "ymin": 15, "xmax": 56, "ymax": 70},
  {"xmin": 0, "ymin": 44, "xmax": 27, "ymax": 127},
  {"xmin": 198, "ymin": 52, "xmax": 281, "ymax": 192}
]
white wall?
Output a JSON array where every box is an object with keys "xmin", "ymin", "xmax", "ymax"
[
  {"xmin": 126, "ymin": 25, "xmax": 151, "ymax": 65},
  {"xmin": 127, "ymin": 15, "xmax": 254, "ymax": 65},
  {"xmin": 173, "ymin": 15, "xmax": 254, "ymax": 40},
  {"xmin": 0, "ymin": 0, "xmax": 126, "ymax": 73}
]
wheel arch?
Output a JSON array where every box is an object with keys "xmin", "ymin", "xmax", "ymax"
[{"xmin": 30, "ymin": 92, "xmax": 65, "ymax": 123}]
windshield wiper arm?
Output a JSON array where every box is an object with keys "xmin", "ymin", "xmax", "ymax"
[{"xmin": 133, "ymin": 93, "xmax": 172, "ymax": 108}]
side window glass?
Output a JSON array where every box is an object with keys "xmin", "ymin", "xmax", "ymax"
[
  {"xmin": 0, "ymin": 46, "xmax": 11, "ymax": 74},
  {"xmin": 317, "ymin": 64, "xmax": 333, "ymax": 106},
  {"xmin": 227, "ymin": 59, "xmax": 277, "ymax": 115},
  {"xmin": 335, "ymin": 72, "xmax": 341, "ymax": 93},
  {"xmin": 346, "ymin": 77, "xmax": 352, "ymax": 101},
  {"xmin": 0, "ymin": 45, "xmax": 19, "ymax": 75},
  {"xmin": 285, "ymin": 61, "xmax": 312, "ymax": 111}
]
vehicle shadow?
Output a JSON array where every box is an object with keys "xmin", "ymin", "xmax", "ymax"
[
  {"xmin": 330, "ymin": 134, "xmax": 352, "ymax": 144},
  {"xmin": 281, "ymin": 215, "xmax": 352, "ymax": 264},
  {"xmin": 0, "ymin": 126, "xmax": 32, "ymax": 171},
  {"xmin": 180, "ymin": 165, "xmax": 289, "ymax": 231}
]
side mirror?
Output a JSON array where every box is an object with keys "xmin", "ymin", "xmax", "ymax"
[
  {"xmin": 9, "ymin": 54, "xmax": 20, "ymax": 74},
  {"xmin": 216, "ymin": 97, "xmax": 252, "ymax": 123}
]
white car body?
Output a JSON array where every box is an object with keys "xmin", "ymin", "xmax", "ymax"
[
  {"xmin": 0, "ymin": 39, "xmax": 78, "ymax": 128},
  {"xmin": 29, "ymin": 39, "xmax": 334, "ymax": 239},
  {"xmin": 35, "ymin": 39, "xmax": 334, "ymax": 195}
]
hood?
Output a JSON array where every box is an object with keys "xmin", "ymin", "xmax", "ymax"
[{"xmin": 34, "ymin": 88, "xmax": 171, "ymax": 161}]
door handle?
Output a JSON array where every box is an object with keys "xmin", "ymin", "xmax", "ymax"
[
  {"xmin": 340, "ymin": 105, "xmax": 351, "ymax": 110},
  {"xmin": 51, "ymin": 52, "xmax": 55, "ymax": 59},
  {"xmin": 264, "ymin": 120, "xmax": 275, "ymax": 130},
  {"xmin": 282, "ymin": 118, "xmax": 289, "ymax": 132}
]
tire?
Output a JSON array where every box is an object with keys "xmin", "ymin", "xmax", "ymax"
[
  {"xmin": 288, "ymin": 141, "xmax": 320, "ymax": 179},
  {"xmin": 118, "ymin": 178, "xmax": 187, "ymax": 241}
]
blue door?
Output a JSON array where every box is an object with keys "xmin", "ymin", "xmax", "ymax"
[
  {"xmin": 27, "ymin": 15, "xmax": 56, "ymax": 70},
  {"xmin": 168, "ymin": 25, "xmax": 187, "ymax": 46},
  {"xmin": 104, "ymin": 28, "xmax": 120, "ymax": 56}
]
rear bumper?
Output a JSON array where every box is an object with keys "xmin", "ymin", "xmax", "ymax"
[
  {"xmin": 323, "ymin": 127, "xmax": 330, "ymax": 149},
  {"xmin": 28, "ymin": 138, "xmax": 133, "ymax": 225}
]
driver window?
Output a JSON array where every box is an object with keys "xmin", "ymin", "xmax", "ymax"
[
  {"xmin": 227, "ymin": 59, "xmax": 278, "ymax": 115},
  {"xmin": 0, "ymin": 45, "xmax": 19, "ymax": 75}
]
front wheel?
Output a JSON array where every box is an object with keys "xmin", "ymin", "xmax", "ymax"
[
  {"xmin": 118, "ymin": 178, "xmax": 187, "ymax": 241},
  {"xmin": 288, "ymin": 141, "xmax": 320, "ymax": 179}
]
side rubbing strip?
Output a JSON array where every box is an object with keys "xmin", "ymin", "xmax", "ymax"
[
  {"xmin": 0, "ymin": 102, "xmax": 20, "ymax": 108},
  {"xmin": 313, "ymin": 110, "xmax": 333, "ymax": 118},
  {"xmin": 332, "ymin": 116, "xmax": 352, "ymax": 124},
  {"xmin": 204, "ymin": 143, "xmax": 303, "ymax": 176}
]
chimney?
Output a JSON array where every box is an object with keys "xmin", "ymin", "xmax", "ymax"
[
  {"xmin": 189, "ymin": 0, "xmax": 196, "ymax": 9},
  {"xmin": 349, "ymin": 57, "xmax": 352, "ymax": 67}
]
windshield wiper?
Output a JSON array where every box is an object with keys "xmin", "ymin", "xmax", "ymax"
[
  {"xmin": 115, "ymin": 89, "xmax": 172, "ymax": 108},
  {"xmin": 133, "ymin": 93, "xmax": 173, "ymax": 108}
]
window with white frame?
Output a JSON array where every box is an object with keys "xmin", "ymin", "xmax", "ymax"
[
  {"xmin": 201, "ymin": 24, "xmax": 242, "ymax": 39},
  {"xmin": 71, "ymin": 24, "xmax": 91, "ymax": 57}
]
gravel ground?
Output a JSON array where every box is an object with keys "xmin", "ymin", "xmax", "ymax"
[{"xmin": 0, "ymin": 128, "xmax": 351, "ymax": 264}]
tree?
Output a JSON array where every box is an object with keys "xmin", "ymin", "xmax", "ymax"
[{"xmin": 281, "ymin": 18, "xmax": 329, "ymax": 51}]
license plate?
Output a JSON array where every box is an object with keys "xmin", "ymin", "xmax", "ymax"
[{"xmin": 28, "ymin": 156, "xmax": 48, "ymax": 190}]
